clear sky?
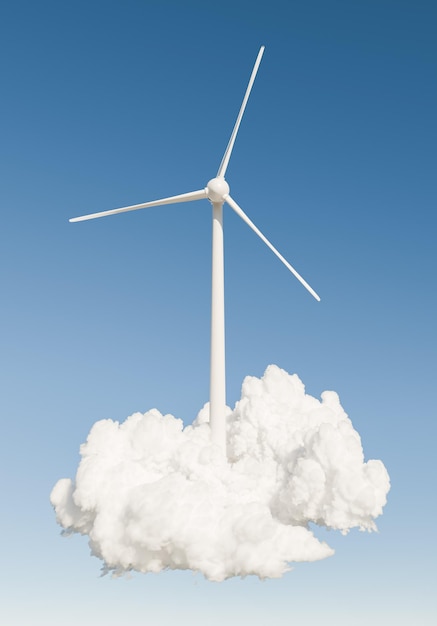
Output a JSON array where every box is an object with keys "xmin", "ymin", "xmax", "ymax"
[{"xmin": 1, "ymin": 0, "xmax": 436, "ymax": 624}]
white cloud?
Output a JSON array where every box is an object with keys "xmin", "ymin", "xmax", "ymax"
[{"xmin": 51, "ymin": 365, "xmax": 390, "ymax": 581}]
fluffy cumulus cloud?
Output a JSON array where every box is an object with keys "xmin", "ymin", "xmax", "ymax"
[{"xmin": 51, "ymin": 365, "xmax": 390, "ymax": 581}]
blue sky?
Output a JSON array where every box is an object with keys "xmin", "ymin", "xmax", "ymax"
[{"xmin": 1, "ymin": 0, "xmax": 436, "ymax": 623}]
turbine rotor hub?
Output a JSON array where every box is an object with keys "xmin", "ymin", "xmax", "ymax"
[{"xmin": 206, "ymin": 177, "xmax": 230, "ymax": 204}]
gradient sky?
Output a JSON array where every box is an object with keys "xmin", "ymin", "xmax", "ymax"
[{"xmin": 1, "ymin": 1, "xmax": 436, "ymax": 624}]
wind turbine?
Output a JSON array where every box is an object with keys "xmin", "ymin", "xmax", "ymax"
[{"xmin": 70, "ymin": 46, "xmax": 320, "ymax": 456}]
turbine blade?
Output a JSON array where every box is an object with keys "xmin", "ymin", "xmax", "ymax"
[
  {"xmin": 69, "ymin": 188, "xmax": 208, "ymax": 222},
  {"xmin": 216, "ymin": 46, "xmax": 265, "ymax": 179},
  {"xmin": 225, "ymin": 195, "xmax": 321, "ymax": 301}
]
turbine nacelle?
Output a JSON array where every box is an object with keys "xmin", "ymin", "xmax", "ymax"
[{"xmin": 206, "ymin": 177, "xmax": 230, "ymax": 204}]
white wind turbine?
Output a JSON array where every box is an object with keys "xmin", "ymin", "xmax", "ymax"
[{"xmin": 70, "ymin": 46, "xmax": 320, "ymax": 456}]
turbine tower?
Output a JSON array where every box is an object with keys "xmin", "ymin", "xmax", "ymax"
[{"xmin": 70, "ymin": 46, "xmax": 320, "ymax": 456}]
